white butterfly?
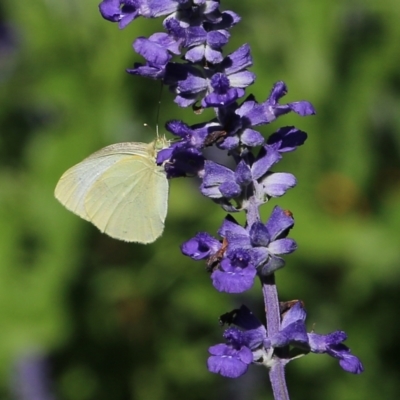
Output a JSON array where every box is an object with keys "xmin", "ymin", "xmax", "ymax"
[{"xmin": 54, "ymin": 137, "xmax": 170, "ymax": 243}]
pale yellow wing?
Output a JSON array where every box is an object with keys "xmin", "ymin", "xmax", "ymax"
[
  {"xmin": 55, "ymin": 142, "xmax": 152, "ymax": 220},
  {"xmin": 55, "ymin": 141, "xmax": 169, "ymax": 243},
  {"xmin": 84, "ymin": 156, "xmax": 168, "ymax": 243}
]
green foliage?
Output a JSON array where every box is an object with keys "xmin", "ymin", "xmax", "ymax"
[{"xmin": 1, "ymin": 0, "xmax": 400, "ymax": 399}]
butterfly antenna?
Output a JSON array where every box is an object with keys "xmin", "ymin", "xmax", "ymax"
[{"xmin": 156, "ymin": 82, "xmax": 164, "ymax": 139}]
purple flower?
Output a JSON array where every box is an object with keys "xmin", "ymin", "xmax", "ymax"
[
  {"xmin": 270, "ymin": 302, "xmax": 309, "ymax": 348},
  {"xmin": 267, "ymin": 126, "xmax": 308, "ymax": 152},
  {"xmin": 207, "ymin": 342, "xmax": 253, "ymax": 378},
  {"xmin": 218, "ymin": 208, "xmax": 296, "ymax": 276},
  {"xmin": 237, "ymin": 81, "xmax": 315, "ymax": 127},
  {"xmin": 181, "ymin": 232, "xmax": 221, "ymax": 260},
  {"xmin": 200, "ymin": 150, "xmax": 296, "ymax": 211},
  {"xmin": 127, "ymin": 33, "xmax": 181, "ymax": 79},
  {"xmin": 200, "ymin": 159, "xmax": 251, "ymax": 210},
  {"xmin": 308, "ymin": 332, "xmax": 364, "ymax": 374},
  {"xmin": 211, "ymin": 249, "xmax": 257, "ymax": 293},
  {"xmin": 208, "ymin": 306, "xmax": 268, "ymax": 378},
  {"xmin": 99, "ymin": 0, "xmax": 183, "ymax": 29},
  {"xmin": 201, "ymin": 44, "xmax": 255, "ymax": 108}
]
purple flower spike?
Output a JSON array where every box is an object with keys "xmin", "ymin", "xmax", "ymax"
[
  {"xmin": 97, "ymin": 0, "xmax": 363, "ymax": 389},
  {"xmin": 308, "ymin": 332, "xmax": 364, "ymax": 374}
]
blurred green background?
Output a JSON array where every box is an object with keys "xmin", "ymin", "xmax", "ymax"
[{"xmin": 1, "ymin": 0, "xmax": 399, "ymax": 399}]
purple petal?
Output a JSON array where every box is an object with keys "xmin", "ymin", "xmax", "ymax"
[
  {"xmin": 247, "ymin": 247, "xmax": 269, "ymax": 268},
  {"xmin": 133, "ymin": 36, "xmax": 171, "ymax": 65},
  {"xmin": 228, "ymin": 71, "xmax": 256, "ymax": 88},
  {"xmin": 202, "ymin": 88, "xmax": 243, "ymax": 108},
  {"xmin": 99, "ymin": 0, "xmax": 139, "ymax": 28},
  {"xmin": 251, "ymin": 147, "xmax": 282, "ymax": 180},
  {"xmin": 218, "ymin": 135, "xmax": 240, "ymax": 150},
  {"xmin": 271, "ymin": 320, "xmax": 308, "ymax": 347},
  {"xmin": 281, "ymin": 302, "xmax": 307, "ymax": 329},
  {"xmin": 288, "ymin": 100, "xmax": 316, "ymax": 116},
  {"xmin": 127, "ymin": 63, "xmax": 165, "ymax": 79},
  {"xmin": 211, "ymin": 264, "xmax": 257, "ymax": 293},
  {"xmin": 249, "ymin": 222, "xmax": 271, "ymax": 247},
  {"xmin": 210, "ymin": 73, "xmax": 230, "ymax": 93},
  {"xmin": 201, "ymin": 160, "xmax": 235, "ymax": 190},
  {"xmin": 174, "ymin": 94, "xmax": 198, "ymax": 107},
  {"xmin": 223, "ymin": 44, "xmax": 253, "ymax": 75},
  {"xmin": 228, "ymin": 305, "xmax": 263, "ymax": 330},
  {"xmin": 235, "ymin": 160, "xmax": 252, "ymax": 186},
  {"xmin": 204, "ymin": 46, "xmax": 224, "ymax": 63},
  {"xmin": 267, "ymin": 126, "xmax": 308, "ymax": 152},
  {"xmin": 181, "ymin": 232, "xmax": 221, "ymax": 260},
  {"xmin": 207, "ymin": 345, "xmax": 252, "ymax": 378},
  {"xmin": 265, "ymin": 206, "xmax": 295, "ymax": 239},
  {"xmin": 185, "ymin": 45, "xmax": 205, "ymax": 62},
  {"xmin": 140, "ymin": 0, "xmax": 180, "ymax": 18},
  {"xmin": 268, "ymin": 81, "xmax": 287, "ymax": 104},
  {"xmin": 338, "ymin": 354, "xmax": 364, "ymax": 374},
  {"xmin": 218, "ymin": 215, "xmax": 248, "ymax": 237},
  {"xmin": 240, "ymin": 129, "xmax": 264, "ymax": 147},
  {"xmin": 259, "ymin": 255, "xmax": 285, "ymax": 275},
  {"xmin": 219, "ymin": 181, "xmax": 241, "ymax": 198},
  {"xmin": 260, "ymin": 172, "xmax": 296, "ymax": 197},
  {"xmin": 268, "ymin": 238, "xmax": 297, "ymax": 255},
  {"xmin": 207, "ymin": 30, "xmax": 229, "ymax": 48}
]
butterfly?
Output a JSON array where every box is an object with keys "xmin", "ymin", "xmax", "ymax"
[{"xmin": 54, "ymin": 137, "xmax": 170, "ymax": 243}]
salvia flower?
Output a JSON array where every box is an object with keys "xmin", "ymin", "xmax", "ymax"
[
  {"xmin": 308, "ymin": 332, "xmax": 365, "ymax": 374},
  {"xmin": 99, "ymin": 0, "xmax": 182, "ymax": 29}
]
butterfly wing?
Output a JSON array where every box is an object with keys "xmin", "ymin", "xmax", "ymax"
[
  {"xmin": 84, "ymin": 155, "xmax": 168, "ymax": 243},
  {"xmin": 55, "ymin": 142, "xmax": 169, "ymax": 243}
]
